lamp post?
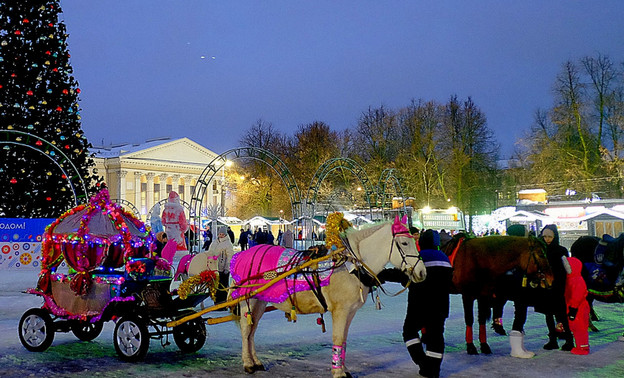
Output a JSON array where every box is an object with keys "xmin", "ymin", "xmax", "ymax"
[{"xmin": 220, "ymin": 160, "xmax": 233, "ymax": 217}]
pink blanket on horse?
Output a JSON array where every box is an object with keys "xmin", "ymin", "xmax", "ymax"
[{"xmin": 230, "ymin": 245, "xmax": 333, "ymax": 303}]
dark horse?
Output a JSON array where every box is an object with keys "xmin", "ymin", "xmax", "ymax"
[
  {"xmin": 442, "ymin": 234, "xmax": 554, "ymax": 354},
  {"xmin": 570, "ymin": 234, "xmax": 624, "ymax": 339}
]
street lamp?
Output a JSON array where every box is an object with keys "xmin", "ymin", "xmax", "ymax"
[{"xmin": 220, "ymin": 160, "xmax": 233, "ymax": 216}]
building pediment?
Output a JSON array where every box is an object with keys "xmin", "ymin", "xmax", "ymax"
[{"xmin": 121, "ymin": 138, "xmax": 219, "ymax": 165}]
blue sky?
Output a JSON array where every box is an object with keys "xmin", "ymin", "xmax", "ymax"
[{"xmin": 59, "ymin": 1, "xmax": 624, "ymax": 158}]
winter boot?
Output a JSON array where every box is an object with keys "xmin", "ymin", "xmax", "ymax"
[
  {"xmin": 571, "ymin": 345, "xmax": 589, "ymax": 355},
  {"xmin": 509, "ymin": 330, "xmax": 535, "ymax": 358},
  {"xmin": 560, "ymin": 333, "xmax": 574, "ymax": 351},
  {"xmin": 492, "ymin": 318, "xmax": 507, "ymax": 336},
  {"xmin": 406, "ymin": 339, "xmax": 425, "ymax": 367},
  {"xmin": 419, "ymin": 352, "xmax": 442, "ymax": 378},
  {"xmin": 543, "ymin": 334, "xmax": 559, "ymax": 350}
]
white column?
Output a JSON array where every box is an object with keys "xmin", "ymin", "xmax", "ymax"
[
  {"xmin": 170, "ymin": 174, "xmax": 180, "ymax": 196},
  {"xmin": 118, "ymin": 170, "xmax": 128, "ymax": 201},
  {"xmin": 134, "ymin": 172, "xmax": 142, "ymax": 213},
  {"xmin": 145, "ymin": 173, "xmax": 155, "ymax": 214},
  {"xmin": 183, "ymin": 175, "xmax": 192, "ymax": 203},
  {"xmin": 159, "ymin": 174, "xmax": 168, "ymax": 203}
]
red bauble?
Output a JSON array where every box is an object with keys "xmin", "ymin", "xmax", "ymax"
[
  {"xmin": 64, "ymin": 145, "xmax": 70, "ymax": 149},
  {"xmin": 10, "ymin": 178, "xmax": 17, "ymax": 184},
  {"xmin": 55, "ymin": 107, "xmax": 62, "ymax": 111},
  {"xmin": 36, "ymin": 140, "xmax": 43, "ymax": 146},
  {"xmin": 62, "ymin": 89, "xmax": 68, "ymax": 94},
  {"xmin": 61, "ymin": 174, "xmax": 67, "ymax": 179},
  {"xmin": 46, "ymin": 197, "xmax": 52, "ymax": 201},
  {"xmin": 76, "ymin": 88, "xmax": 81, "ymax": 93},
  {"xmin": 23, "ymin": 18, "xmax": 29, "ymax": 23},
  {"xmin": 26, "ymin": 90, "xmax": 33, "ymax": 96},
  {"xmin": 14, "ymin": 30, "xmax": 21, "ymax": 35}
]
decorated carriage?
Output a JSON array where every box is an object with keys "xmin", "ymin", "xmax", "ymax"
[{"xmin": 18, "ymin": 188, "xmax": 216, "ymax": 361}]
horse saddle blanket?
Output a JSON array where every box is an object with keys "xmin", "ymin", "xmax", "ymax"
[{"xmin": 230, "ymin": 245, "xmax": 333, "ymax": 303}]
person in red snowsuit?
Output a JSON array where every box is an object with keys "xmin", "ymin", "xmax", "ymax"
[{"xmin": 564, "ymin": 256, "xmax": 590, "ymax": 355}]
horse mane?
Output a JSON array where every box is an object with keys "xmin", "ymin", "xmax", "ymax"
[{"xmin": 343, "ymin": 222, "xmax": 387, "ymax": 246}]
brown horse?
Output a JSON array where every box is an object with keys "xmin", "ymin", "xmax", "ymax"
[{"xmin": 442, "ymin": 233, "xmax": 554, "ymax": 355}]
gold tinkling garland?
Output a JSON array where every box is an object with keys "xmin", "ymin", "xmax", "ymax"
[{"xmin": 325, "ymin": 212, "xmax": 352, "ymax": 250}]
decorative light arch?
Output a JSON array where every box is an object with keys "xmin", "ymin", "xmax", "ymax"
[
  {"xmin": 0, "ymin": 129, "xmax": 88, "ymax": 206},
  {"xmin": 306, "ymin": 158, "xmax": 377, "ymax": 219},
  {"xmin": 378, "ymin": 168, "xmax": 408, "ymax": 215},
  {"xmin": 188, "ymin": 147, "xmax": 301, "ymax": 250},
  {"xmin": 111, "ymin": 198, "xmax": 142, "ymax": 219}
]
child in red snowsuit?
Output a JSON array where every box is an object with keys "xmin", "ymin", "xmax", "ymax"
[{"xmin": 564, "ymin": 257, "xmax": 590, "ymax": 355}]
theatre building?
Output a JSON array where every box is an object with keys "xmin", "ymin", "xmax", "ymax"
[{"xmin": 90, "ymin": 137, "xmax": 223, "ymax": 220}]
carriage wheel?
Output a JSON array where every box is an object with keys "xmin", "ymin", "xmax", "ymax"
[
  {"xmin": 18, "ymin": 308, "xmax": 55, "ymax": 352},
  {"xmin": 113, "ymin": 316, "xmax": 150, "ymax": 361},
  {"xmin": 173, "ymin": 319, "xmax": 207, "ymax": 353},
  {"xmin": 72, "ymin": 320, "xmax": 104, "ymax": 341}
]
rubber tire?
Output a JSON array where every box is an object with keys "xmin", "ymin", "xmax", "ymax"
[
  {"xmin": 113, "ymin": 316, "xmax": 150, "ymax": 362},
  {"xmin": 72, "ymin": 320, "xmax": 104, "ymax": 341},
  {"xmin": 173, "ymin": 318, "xmax": 207, "ymax": 353},
  {"xmin": 18, "ymin": 308, "xmax": 55, "ymax": 352}
]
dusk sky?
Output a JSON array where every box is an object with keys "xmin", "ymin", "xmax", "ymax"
[{"xmin": 59, "ymin": 1, "xmax": 624, "ymax": 158}]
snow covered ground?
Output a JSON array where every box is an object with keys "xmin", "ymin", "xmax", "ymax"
[{"xmin": 2, "ymin": 268, "xmax": 624, "ymax": 378}]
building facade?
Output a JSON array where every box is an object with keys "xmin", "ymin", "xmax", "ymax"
[{"xmin": 91, "ymin": 137, "xmax": 224, "ymax": 220}]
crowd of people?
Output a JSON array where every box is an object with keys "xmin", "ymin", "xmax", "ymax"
[{"xmin": 182, "ymin": 220, "xmax": 591, "ymax": 378}]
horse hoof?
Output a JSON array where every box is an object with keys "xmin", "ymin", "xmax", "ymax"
[
  {"xmin": 244, "ymin": 366, "xmax": 256, "ymax": 374},
  {"xmin": 254, "ymin": 364, "xmax": 266, "ymax": 371},
  {"xmin": 480, "ymin": 342, "xmax": 492, "ymax": 354},
  {"xmin": 466, "ymin": 343, "xmax": 479, "ymax": 355}
]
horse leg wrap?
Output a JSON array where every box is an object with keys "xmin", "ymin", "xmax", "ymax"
[
  {"xmin": 479, "ymin": 324, "xmax": 487, "ymax": 344},
  {"xmin": 465, "ymin": 325, "xmax": 474, "ymax": 344},
  {"xmin": 331, "ymin": 345, "xmax": 344, "ymax": 369},
  {"xmin": 340, "ymin": 342, "xmax": 346, "ymax": 364}
]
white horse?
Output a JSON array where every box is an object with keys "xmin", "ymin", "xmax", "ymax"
[{"xmin": 232, "ymin": 216, "xmax": 426, "ymax": 377}]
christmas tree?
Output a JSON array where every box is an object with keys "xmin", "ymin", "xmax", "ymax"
[{"xmin": 0, "ymin": 0, "xmax": 99, "ymax": 218}]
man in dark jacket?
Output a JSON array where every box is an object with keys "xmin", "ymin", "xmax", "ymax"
[{"xmin": 378, "ymin": 229, "xmax": 453, "ymax": 378}]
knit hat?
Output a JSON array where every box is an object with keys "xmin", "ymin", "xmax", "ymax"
[
  {"xmin": 419, "ymin": 229, "xmax": 440, "ymax": 250},
  {"xmin": 218, "ymin": 226, "xmax": 227, "ymax": 235}
]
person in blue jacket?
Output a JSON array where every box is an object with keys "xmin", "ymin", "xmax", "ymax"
[{"xmin": 378, "ymin": 229, "xmax": 453, "ymax": 378}]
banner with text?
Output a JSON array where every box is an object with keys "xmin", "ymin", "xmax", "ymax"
[{"xmin": 0, "ymin": 218, "xmax": 54, "ymax": 270}]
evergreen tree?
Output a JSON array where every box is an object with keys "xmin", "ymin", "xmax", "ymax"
[{"xmin": 0, "ymin": 0, "xmax": 99, "ymax": 217}]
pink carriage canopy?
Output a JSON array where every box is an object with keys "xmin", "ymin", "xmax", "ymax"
[{"xmin": 37, "ymin": 187, "xmax": 155, "ymax": 296}]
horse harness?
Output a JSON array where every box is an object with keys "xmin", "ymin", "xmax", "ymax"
[
  {"xmin": 340, "ymin": 226, "xmax": 422, "ymax": 294},
  {"xmin": 522, "ymin": 236, "xmax": 550, "ymax": 289}
]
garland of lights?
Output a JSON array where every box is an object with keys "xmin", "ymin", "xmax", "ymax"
[{"xmin": 37, "ymin": 188, "xmax": 156, "ymax": 296}]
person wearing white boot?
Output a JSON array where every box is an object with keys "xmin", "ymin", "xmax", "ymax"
[
  {"xmin": 508, "ymin": 299, "xmax": 535, "ymax": 358},
  {"xmin": 509, "ymin": 330, "xmax": 534, "ymax": 358}
]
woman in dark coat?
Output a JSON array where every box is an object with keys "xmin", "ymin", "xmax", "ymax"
[{"xmin": 535, "ymin": 224, "xmax": 574, "ymax": 351}]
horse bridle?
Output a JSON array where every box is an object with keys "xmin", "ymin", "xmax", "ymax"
[
  {"xmin": 343, "ymin": 225, "xmax": 422, "ymax": 287},
  {"xmin": 524, "ymin": 238, "xmax": 550, "ymax": 289},
  {"xmin": 389, "ymin": 229, "xmax": 423, "ymax": 277}
]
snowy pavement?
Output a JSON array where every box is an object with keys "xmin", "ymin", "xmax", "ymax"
[{"xmin": 1, "ymin": 269, "xmax": 624, "ymax": 377}]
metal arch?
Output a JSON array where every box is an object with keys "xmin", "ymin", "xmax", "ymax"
[
  {"xmin": 188, "ymin": 147, "xmax": 302, "ymax": 250},
  {"xmin": 378, "ymin": 168, "xmax": 407, "ymax": 216},
  {"xmin": 305, "ymin": 157, "xmax": 377, "ymax": 218},
  {"xmin": 0, "ymin": 130, "xmax": 88, "ymax": 206},
  {"xmin": 110, "ymin": 198, "xmax": 141, "ymax": 218}
]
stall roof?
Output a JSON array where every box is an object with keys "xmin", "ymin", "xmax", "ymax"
[{"xmin": 497, "ymin": 210, "xmax": 554, "ymax": 222}]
